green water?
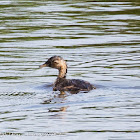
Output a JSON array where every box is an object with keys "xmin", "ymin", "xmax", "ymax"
[{"xmin": 0, "ymin": 0, "xmax": 140, "ymax": 139}]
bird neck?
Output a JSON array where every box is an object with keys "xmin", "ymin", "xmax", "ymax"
[{"xmin": 58, "ymin": 65, "xmax": 67, "ymax": 78}]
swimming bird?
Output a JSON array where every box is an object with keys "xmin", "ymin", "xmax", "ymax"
[{"xmin": 40, "ymin": 56, "xmax": 95, "ymax": 92}]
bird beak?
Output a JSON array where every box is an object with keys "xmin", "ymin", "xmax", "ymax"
[{"xmin": 39, "ymin": 63, "xmax": 48, "ymax": 68}]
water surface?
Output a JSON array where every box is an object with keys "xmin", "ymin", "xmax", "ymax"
[{"xmin": 0, "ymin": 0, "xmax": 140, "ymax": 139}]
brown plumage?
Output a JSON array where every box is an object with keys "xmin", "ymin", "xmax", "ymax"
[{"xmin": 40, "ymin": 56, "xmax": 95, "ymax": 92}]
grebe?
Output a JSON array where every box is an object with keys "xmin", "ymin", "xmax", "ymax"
[{"xmin": 40, "ymin": 56, "xmax": 95, "ymax": 92}]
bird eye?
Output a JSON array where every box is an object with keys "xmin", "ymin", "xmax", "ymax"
[{"xmin": 54, "ymin": 61, "xmax": 58, "ymax": 64}]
